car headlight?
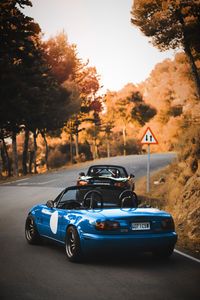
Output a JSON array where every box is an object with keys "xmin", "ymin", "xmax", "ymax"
[
  {"xmin": 78, "ymin": 181, "xmax": 88, "ymax": 186},
  {"xmin": 161, "ymin": 218, "xmax": 175, "ymax": 231},
  {"xmin": 95, "ymin": 220, "xmax": 120, "ymax": 231}
]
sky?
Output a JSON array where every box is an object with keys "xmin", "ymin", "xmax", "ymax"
[{"xmin": 24, "ymin": 0, "xmax": 175, "ymax": 93}]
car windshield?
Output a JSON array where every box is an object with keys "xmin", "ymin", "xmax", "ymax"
[
  {"xmin": 87, "ymin": 166, "xmax": 127, "ymax": 178},
  {"xmin": 56, "ymin": 186, "xmax": 132, "ymax": 209}
]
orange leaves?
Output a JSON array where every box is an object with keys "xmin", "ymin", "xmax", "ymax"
[
  {"xmin": 90, "ymin": 97, "xmax": 103, "ymax": 113},
  {"xmin": 131, "ymin": 0, "xmax": 200, "ymax": 52},
  {"xmin": 77, "ymin": 66, "xmax": 101, "ymax": 98},
  {"xmin": 42, "ymin": 31, "xmax": 78, "ymax": 84},
  {"xmin": 184, "ymin": 15, "xmax": 198, "ymax": 26}
]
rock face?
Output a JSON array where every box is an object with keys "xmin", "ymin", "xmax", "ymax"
[{"xmin": 170, "ymin": 175, "xmax": 200, "ymax": 255}]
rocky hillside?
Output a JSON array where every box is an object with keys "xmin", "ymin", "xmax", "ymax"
[{"xmin": 136, "ymin": 161, "xmax": 200, "ymax": 258}]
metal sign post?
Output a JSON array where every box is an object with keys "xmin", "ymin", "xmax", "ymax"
[
  {"xmin": 147, "ymin": 144, "xmax": 150, "ymax": 193},
  {"xmin": 139, "ymin": 127, "xmax": 158, "ymax": 193}
]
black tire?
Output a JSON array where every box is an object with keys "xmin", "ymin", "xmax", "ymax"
[
  {"xmin": 25, "ymin": 214, "xmax": 41, "ymax": 244},
  {"xmin": 153, "ymin": 246, "xmax": 174, "ymax": 259},
  {"xmin": 65, "ymin": 226, "xmax": 82, "ymax": 262}
]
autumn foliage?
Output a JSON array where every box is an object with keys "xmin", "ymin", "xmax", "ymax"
[{"xmin": 0, "ymin": 0, "xmax": 200, "ymax": 180}]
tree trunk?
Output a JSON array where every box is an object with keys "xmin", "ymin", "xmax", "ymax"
[
  {"xmin": 2, "ymin": 137, "xmax": 12, "ymax": 176},
  {"xmin": 0, "ymin": 140, "xmax": 3, "ymax": 178},
  {"xmin": 33, "ymin": 130, "xmax": 38, "ymax": 174},
  {"xmin": 70, "ymin": 133, "xmax": 73, "ymax": 164},
  {"xmin": 177, "ymin": 8, "xmax": 200, "ymax": 98},
  {"xmin": 123, "ymin": 125, "xmax": 127, "ymax": 156},
  {"xmin": 28, "ymin": 151, "xmax": 34, "ymax": 174},
  {"xmin": 184, "ymin": 41, "xmax": 200, "ymax": 98},
  {"xmin": 41, "ymin": 131, "xmax": 49, "ymax": 170},
  {"xmin": 22, "ymin": 128, "xmax": 29, "ymax": 175},
  {"xmin": 94, "ymin": 125, "xmax": 97, "ymax": 160},
  {"xmin": 106, "ymin": 133, "xmax": 110, "ymax": 158},
  {"xmin": 94, "ymin": 138, "xmax": 97, "ymax": 160},
  {"xmin": 75, "ymin": 133, "xmax": 79, "ymax": 157},
  {"xmin": 97, "ymin": 145, "xmax": 100, "ymax": 159},
  {"xmin": 12, "ymin": 131, "xmax": 19, "ymax": 176}
]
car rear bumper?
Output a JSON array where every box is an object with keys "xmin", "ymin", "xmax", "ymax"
[{"xmin": 80, "ymin": 232, "xmax": 178, "ymax": 254}]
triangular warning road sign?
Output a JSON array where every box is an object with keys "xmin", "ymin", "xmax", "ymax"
[{"xmin": 139, "ymin": 127, "xmax": 158, "ymax": 144}]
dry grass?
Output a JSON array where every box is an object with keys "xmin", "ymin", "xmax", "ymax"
[{"xmin": 135, "ymin": 163, "xmax": 200, "ymax": 259}]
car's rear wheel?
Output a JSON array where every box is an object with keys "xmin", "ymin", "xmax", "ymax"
[
  {"xmin": 25, "ymin": 214, "xmax": 41, "ymax": 244},
  {"xmin": 65, "ymin": 226, "xmax": 82, "ymax": 262},
  {"xmin": 153, "ymin": 246, "xmax": 174, "ymax": 259}
]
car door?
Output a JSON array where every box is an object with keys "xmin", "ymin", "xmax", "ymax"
[
  {"xmin": 54, "ymin": 189, "xmax": 79, "ymax": 242},
  {"xmin": 38, "ymin": 189, "xmax": 78, "ymax": 242},
  {"xmin": 38, "ymin": 206, "xmax": 63, "ymax": 241}
]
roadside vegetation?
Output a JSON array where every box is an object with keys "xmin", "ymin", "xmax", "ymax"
[
  {"xmin": 136, "ymin": 157, "xmax": 200, "ymax": 259},
  {"xmin": 1, "ymin": 0, "xmax": 200, "ymax": 180},
  {"xmin": 131, "ymin": 0, "xmax": 200, "ymax": 258}
]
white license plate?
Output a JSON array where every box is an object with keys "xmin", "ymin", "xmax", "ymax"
[{"xmin": 131, "ymin": 222, "xmax": 151, "ymax": 230}]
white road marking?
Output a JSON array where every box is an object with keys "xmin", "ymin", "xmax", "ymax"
[
  {"xmin": 37, "ymin": 179, "xmax": 57, "ymax": 185},
  {"xmin": 2, "ymin": 177, "xmax": 30, "ymax": 185},
  {"xmin": 16, "ymin": 179, "xmax": 57, "ymax": 186},
  {"xmin": 175, "ymin": 249, "xmax": 200, "ymax": 264},
  {"xmin": 2, "ymin": 178, "xmax": 58, "ymax": 186},
  {"xmin": 15, "ymin": 178, "xmax": 30, "ymax": 182}
]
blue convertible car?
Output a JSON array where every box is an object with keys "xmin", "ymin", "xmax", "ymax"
[{"xmin": 25, "ymin": 185, "xmax": 177, "ymax": 262}]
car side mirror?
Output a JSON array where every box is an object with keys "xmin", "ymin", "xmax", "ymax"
[
  {"xmin": 79, "ymin": 172, "xmax": 85, "ymax": 176},
  {"xmin": 129, "ymin": 174, "xmax": 135, "ymax": 178},
  {"xmin": 46, "ymin": 200, "xmax": 54, "ymax": 208}
]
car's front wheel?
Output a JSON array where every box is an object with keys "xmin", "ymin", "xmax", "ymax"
[
  {"xmin": 25, "ymin": 214, "xmax": 41, "ymax": 244},
  {"xmin": 65, "ymin": 226, "xmax": 82, "ymax": 262}
]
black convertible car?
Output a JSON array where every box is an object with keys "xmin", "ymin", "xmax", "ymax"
[{"xmin": 77, "ymin": 164, "xmax": 135, "ymax": 191}]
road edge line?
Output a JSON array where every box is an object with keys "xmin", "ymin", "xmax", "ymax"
[{"xmin": 174, "ymin": 249, "xmax": 200, "ymax": 263}]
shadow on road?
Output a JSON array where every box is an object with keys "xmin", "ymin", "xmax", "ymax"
[{"xmin": 40, "ymin": 238, "xmax": 178, "ymax": 270}]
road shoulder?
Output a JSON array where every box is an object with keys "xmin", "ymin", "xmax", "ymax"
[{"xmin": 135, "ymin": 164, "xmax": 200, "ymax": 260}]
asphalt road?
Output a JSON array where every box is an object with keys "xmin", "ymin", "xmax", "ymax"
[{"xmin": 0, "ymin": 153, "xmax": 199, "ymax": 300}]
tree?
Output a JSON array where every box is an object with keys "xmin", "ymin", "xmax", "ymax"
[
  {"xmin": 62, "ymin": 80, "xmax": 82, "ymax": 159},
  {"xmin": 42, "ymin": 32, "xmax": 102, "ymax": 162},
  {"xmin": 99, "ymin": 121, "xmax": 114, "ymax": 158},
  {"xmin": 75, "ymin": 66, "xmax": 101, "ymax": 102},
  {"xmin": 0, "ymin": 130, "xmax": 12, "ymax": 176},
  {"xmin": 103, "ymin": 85, "xmax": 156, "ymax": 156},
  {"xmin": 116, "ymin": 91, "xmax": 156, "ymax": 155},
  {"xmin": 0, "ymin": 140, "xmax": 3, "ymax": 178},
  {"xmin": 0, "ymin": 2, "xmax": 78, "ymax": 175},
  {"xmin": 141, "ymin": 53, "xmax": 196, "ymax": 128},
  {"xmin": 131, "ymin": 0, "xmax": 200, "ymax": 97},
  {"xmin": 41, "ymin": 31, "xmax": 79, "ymax": 84},
  {"xmin": 130, "ymin": 92, "xmax": 157, "ymax": 126},
  {"xmin": 64, "ymin": 66, "xmax": 102, "ymax": 161},
  {"xmin": 22, "ymin": 127, "xmax": 29, "ymax": 175},
  {"xmin": 115, "ymin": 97, "xmax": 133, "ymax": 156},
  {"xmin": 0, "ymin": 0, "xmax": 41, "ymax": 176},
  {"xmin": 22, "ymin": 61, "xmax": 75, "ymax": 173}
]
